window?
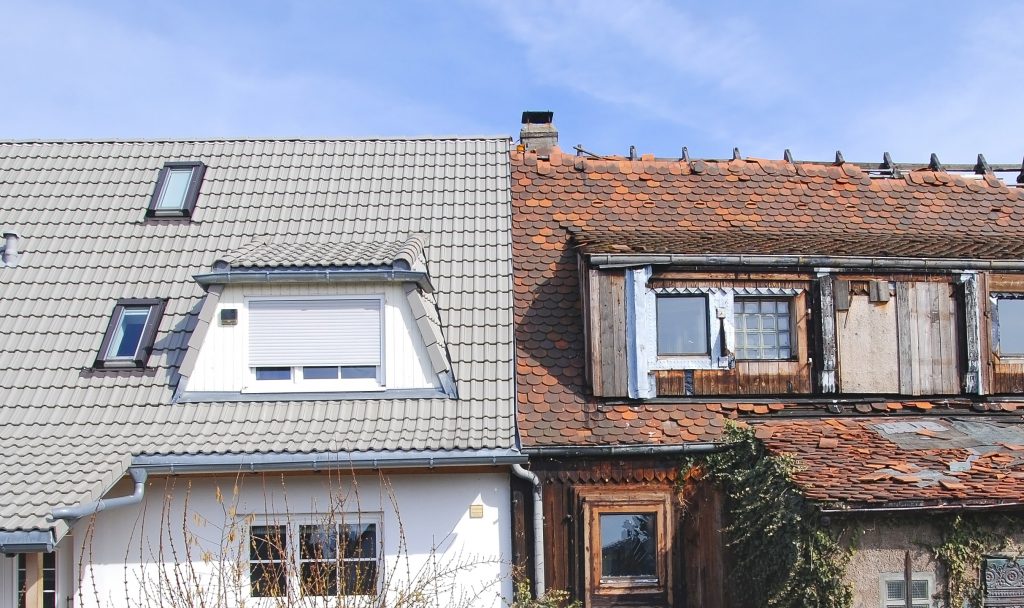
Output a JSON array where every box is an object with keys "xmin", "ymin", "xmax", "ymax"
[
  {"xmin": 995, "ymin": 296, "xmax": 1024, "ymax": 356},
  {"xmin": 249, "ymin": 519, "xmax": 379, "ymax": 599},
  {"xmin": 580, "ymin": 488, "xmax": 671, "ymax": 603},
  {"xmin": 734, "ymin": 297, "xmax": 793, "ymax": 360},
  {"xmin": 599, "ymin": 513, "xmax": 657, "ymax": 583},
  {"xmin": 247, "ymin": 297, "xmax": 383, "ymax": 392},
  {"xmin": 94, "ymin": 298, "xmax": 165, "ymax": 369},
  {"xmin": 656, "ymin": 295, "xmax": 708, "ymax": 356},
  {"xmin": 881, "ymin": 574, "xmax": 932, "ymax": 608},
  {"xmin": 17, "ymin": 552, "xmax": 56, "ymax": 608},
  {"xmin": 146, "ymin": 161, "xmax": 205, "ymax": 218}
]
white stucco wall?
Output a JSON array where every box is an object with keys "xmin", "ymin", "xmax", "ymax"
[
  {"xmin": 188, "ymin": 282, "xmax": 439, "ymax": 392},
  {"xmin": 65, "ymin": 470, "xmax": 511, "ymax": 608}
]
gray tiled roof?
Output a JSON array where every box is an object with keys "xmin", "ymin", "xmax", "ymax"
[
  {"xmin": 217, "ymin": 234, "xmax": 428, "ymax": 269},
  {"xmin": 0, "ymin": 137, "xmax": 515, "ymax": 535}
]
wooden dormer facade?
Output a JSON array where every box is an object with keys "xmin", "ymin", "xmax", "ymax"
[{"xmin": 510, "ymin": 113, "xmax": 1024, "ymax": 608}]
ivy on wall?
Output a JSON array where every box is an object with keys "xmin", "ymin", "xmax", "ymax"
[
  {"xmin": 683, "ymin": 424, "xmax": 853, "ymax": 608},
  {"xmin": 930, "ymin": 513, "xmax": 1023, "ymax": 608}
]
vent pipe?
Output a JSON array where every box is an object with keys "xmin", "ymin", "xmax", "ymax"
[{"xmin": 2, "ymin": 232, "xmax": 20, "ymax": 266}]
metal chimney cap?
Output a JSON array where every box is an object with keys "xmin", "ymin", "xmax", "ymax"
[{"xmin": 521, "ymin": 111, "xmax": 554, "ymax": 125}]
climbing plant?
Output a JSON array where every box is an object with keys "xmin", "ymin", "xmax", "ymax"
[
  {"xmin": 929, "ymin": 513, "xmax": 1024, "ymax": 608},
  {"xmin": 683, "ymin": 424, "xmax": 853, "ymax": 608}
]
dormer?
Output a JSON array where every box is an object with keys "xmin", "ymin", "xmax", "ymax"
[
  {"xmin": 175, "ymin": 234, "xmax": 457, "ymax": 401},
  {"xmin": 573, "ymin": 227, "xmax": 1019, "ymax": 400}
]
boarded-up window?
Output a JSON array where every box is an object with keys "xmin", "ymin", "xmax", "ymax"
[
  {"xmin": 587, "ymin": 270, "xmax": 629, "ymax": 397},
  {"xmin": 836, "ymin": 281, "xmax": 959, "ymax": 396}
]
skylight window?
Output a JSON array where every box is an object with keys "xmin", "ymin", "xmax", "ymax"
[
  {"xmin": 146, "ymin": 161, "xmax": 206, "ymax": 218},
  {"xmin": 94, "ymin": 298, "xmax": 165, "ymax": 369}
]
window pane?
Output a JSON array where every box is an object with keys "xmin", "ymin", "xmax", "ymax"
[
  {"xmin": 734, "ymin": 298, "xmax": 793, "ymax": 360},
  {"xmin": 106, "ymin": 307, "xmax": 150, "ymax": 359},
  {"xmin": 301, "ymin": 562, "xmax": 338, "ymax": 596},
  {"xmin": 656, "ymin": 296, "xmax": 708, "ymax": 355},
  {"xmin": 250, "ymin": 526, "xmax": 286, "ymax": 561},
  {"xmin": 250, "ymin": 526, "xmax": 287, "ymax": 598},
  {"xmin": 340, "ymin": 366, "xmax": 378, "ymax": 380},
  {"xmin": 911, "ymin": 579, "xmax": 928, "ymax": 599},
  {"xmin": 303, "ymin": 366, "xmax": 339, "ymax": 380},
  {"xmin": 342, "ymin": 561, "xmax": 378, "ymax": 595},
  {"xmin": 300, "ymin": 525, "xmax": 338, "ymax": 560},
  {"xmin": 255, "ymin": 367, "xmax": 291, "ymax": 381},
  {"xmin": 251, "ymin": 563, "xmax": 287, "ymax": 597},
  {"xmin": 341, "ymin": 523, "xmax": 377, "ymax": 559},
  {"xmin": 886, "ymin": 579, "xmax": 905, "ymax": 600},
  {"xmin": 156, "ymin": 168, "xmax": 194, "ymax": 209},
  {"xmin": 1000, "ymin": 299, "xmax": 1024, "ymax": 355},
  {"xmin": 600, "ymin": 513, "xmax": 656, "ymax": 578}
]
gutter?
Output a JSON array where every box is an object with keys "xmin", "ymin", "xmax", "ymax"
[
  {"xmin": 821, "ymin": 500, "xmax": 1024, "ymax": 515},
  {"xmin": 523, "ymin": 442, "xmax": 729, "ymax": 457},
  {"xmin": 588, "ymin": 253, "xmax": 1024, "ymax": 272},
  {"xmin": 511, "ymin": 465, "xmax": 546, "ymax": 597},
  {"xmin": 50, "ymin": 468, "xmax": 148, "ymax": 523},
  {"xmin": 132, "ymin": 449, "xmax": 527, "ymax": 475},
  {"xmin": 193, "ymin": 268, "xmax": 434, "ymax": 293},
  {"xmin": 0, "ymin": 530, "xmax": 54, "ymax": 554}
]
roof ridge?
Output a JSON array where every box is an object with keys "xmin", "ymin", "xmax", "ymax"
[{"xmin": 0, "ymin": 135, "xmax": 514, "ymax": 145}]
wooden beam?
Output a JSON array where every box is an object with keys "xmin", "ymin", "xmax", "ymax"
[
  {"xmin": 961, "ymin": 273, "xmax": 983, "ymax": 394},
  {"xmin": 24, "ymin": 553, "xmax": 42, "ymax": 608},
  {"xmin": 817, "ymin": 274, "xmax": 838, "ymax": 393}
]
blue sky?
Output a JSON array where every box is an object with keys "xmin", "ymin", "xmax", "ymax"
[{"xmin": 2, "ymin": 0, "xmax": 1023, "ymax": 163}]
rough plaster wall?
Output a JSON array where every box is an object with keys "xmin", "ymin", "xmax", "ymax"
[
  {"xmin": 846, "ymin": 521, "xmax": 942, "ymax": 608},
  {"xmin": 845, "ymin": 519, "xmax": 1024, "ymax": 608}
]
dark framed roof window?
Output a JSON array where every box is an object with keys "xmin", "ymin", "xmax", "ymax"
[
  {"xmin": 94, "ymin": 298, "xmax": 166, "ymax": 369},
  {"xmin": 146, "ymin": 161, "xmax": 206, "ymax": 218}
]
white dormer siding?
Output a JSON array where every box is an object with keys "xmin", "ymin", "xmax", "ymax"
[{"xmin": 187, "ymin": 282, "xmax": 439, "ymax": 393}]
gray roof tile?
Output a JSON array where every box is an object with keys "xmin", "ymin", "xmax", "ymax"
[{"xmin": 0, "ymin": 136, "xmax": 515, "ymax": 535}]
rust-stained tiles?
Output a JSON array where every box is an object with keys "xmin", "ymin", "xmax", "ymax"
[
  {"xmin": 758, "ymin": 417, "xmax": 1024, "ymax": 506},
  {"xmin": 511, "ymin": 146, "xmax": 1024, "ymax": 448}
]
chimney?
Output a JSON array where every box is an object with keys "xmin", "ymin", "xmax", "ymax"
[
  {"xmin": 520, "ymin": 111, "xmax": 557, "ymax": 156},
  {"xmin": 2, "ymin": 232, "xmax": 19, "ymax": 266}
]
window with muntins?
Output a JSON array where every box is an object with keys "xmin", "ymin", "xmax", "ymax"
[
  {"xmin": 94, "ymin": 298, "xmax": 165, "ymax": 369},
  {"xmin": 17, "ymin": 552, "xmax": 56, "ymax": 608},
  {"xmin": 249, "ymin": 519, "xmax": 379, "ymax": 599},
  {"xmin": 248, "ymin": 298, "xmax": 383, "ymax": 392},
  {"xmin": 881, "ymin": 574, "xmax": 932, "ymax": 608},
  {"xmin": 146, "ymin": 161, "xmax": 205, "ymax": 218},
  {"xmin": 734, "ymin": 297, "xmax": 793, "ymax": 360}
]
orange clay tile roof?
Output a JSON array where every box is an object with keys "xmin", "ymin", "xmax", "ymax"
[
  {"xmin": 511, "ymin": 146, "xmax": 1024, "ymax": 448},
  {"xmin": 758, "ymin": 417, "xmax": 1024, "ymax": 507},
  {"xmin": 570, "ymin": 227, "xmax": 1024, "ymax": 259}
]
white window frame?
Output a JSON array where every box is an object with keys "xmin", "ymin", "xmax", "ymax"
[
  {"xmin": 243, "ymin": 295, "xmax": 386, "ymax": 394},
  {"xmin": 246, "ymin": 513, "xmax": 384, "ymax": 601},
  {"xmin": 879, "ymin": 572, "xmax": 934, "ymax": 608}
]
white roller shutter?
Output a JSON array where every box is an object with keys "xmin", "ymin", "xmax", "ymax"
[{"xmin": 248, "ymin": 299, "xmax": 381, "ymax": 367}]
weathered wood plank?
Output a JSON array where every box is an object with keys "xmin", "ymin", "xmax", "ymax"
[
  {"xmin": 840, "ymin": 293, "xmax": 900, "ymax": 393},
  {"xmin": 590, "ymin": 271, "xmax": 629, "ymax": 397},
  {"xmin": 896, "ymin": 282, "xmax": 915, "ymax": 394},
  {"xmin": 818, "ymin": 275, "xmax": 838, "ymax": 393}
]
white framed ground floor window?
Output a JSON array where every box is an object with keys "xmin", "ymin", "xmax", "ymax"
[{"xmin": 248, "ymin": 514, "xmax": 382, "ymax": 600}]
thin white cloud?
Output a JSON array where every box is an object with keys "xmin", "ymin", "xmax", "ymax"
[
  {"xmin": 0, "ymin": 1, "xmax": 469, "ymax": 139},
  {"xmin": 478, "ymin": 0, "xmax": 793, "ymax": 129},
  {"xmin": 823, "ymin": 6, "xmax": 1024, "ymax": 163}
]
